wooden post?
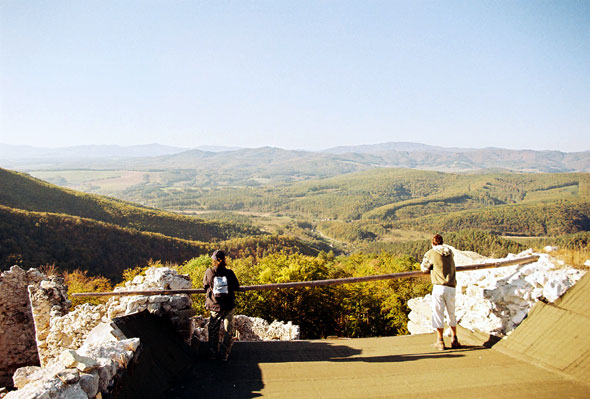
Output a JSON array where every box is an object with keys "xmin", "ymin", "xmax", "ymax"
[{"xmin": 71, "ymin": 255, "xmax": 540, "ymax": 298}]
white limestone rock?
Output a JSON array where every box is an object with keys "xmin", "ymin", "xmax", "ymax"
[
  {"xmin": 80, "ymin": 323, "xmax": 123, "ymax": 349},
  {"xmin": 12, "ymin": 366, "xmax": 43, "ymax": 389},
  {"xmin": 95, "ymin": 358, "xmax": 117, "ymax": 393},
  {"xmin": 78, "ymin": 338, "xmax": 140, "ymax": 362},
  {"xmin": 407, "ymin": 250, "xmax": 586, "ymax": 336},
  {"xmin": 4, "ymin": 375, "xmax": 89, "ymax": 399},
  {"xmin": 192, "ymin": 315, "xmax": 301, "ymax": 342},
  {"xmin": 78, "ymin": 372, "xmax": 99, "ymax": 398},
  {"xmin": 55, "ymin": 369, "xmax": 80, "ymax": 385},
  {"xmin": 106, "ymin": 268, "xmax": 193, "ymax": 321},
  {"xmin": 60, "ymin": 350, "xmax": 98, "ymax": 373},
  {"xmin": 144, "ymin": 268, "xmax": 192, "ymax": 290}
]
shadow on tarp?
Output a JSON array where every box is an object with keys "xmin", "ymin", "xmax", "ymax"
[
  {"xmin": 163, "ymin": 340, "xmax": 471, "ymax": 399},
  {"xmin": 103, "ymin": 312, "xmax": 474, "ymax": 399},
  {"xmin": 164, "ymin": 340, "xmax": 362, "ymax": 399},
  {"xmin": 105, "ymin": 311, "xmax": 196, "ymax": 399},
  {"xmin": 331, "ymin": 345, "xmax": 480, "ymax": 363}
]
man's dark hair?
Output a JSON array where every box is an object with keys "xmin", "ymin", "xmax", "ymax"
[
  {"xmin": 432, "ymin": 234, "xmax": 443, "ymax": 246},
  {"xmin": 211, "ymin": 250, "xmax": 226, "ymax": 266}
]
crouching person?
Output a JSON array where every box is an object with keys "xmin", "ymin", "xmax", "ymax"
[
  {"xmin": 203, "ymin": 250, "xmax": 240, "ymax": 361},
  {"xmin": 421, "ymin": 234, "xmax": 461, "ymax": 350}
]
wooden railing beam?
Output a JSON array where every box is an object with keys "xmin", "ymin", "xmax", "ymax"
[{"xmin": 71, "ymin": 255, "xmax": 540, "ymax": 298}]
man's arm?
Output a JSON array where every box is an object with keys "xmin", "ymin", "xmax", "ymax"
[
  {"xmin": 420, "ymin": 254, "xmax": 432, "ymax": 273},
  {"xmin": 229, "ymin": 270, "xmax": 240, "ymax": 291},
  {"xmin": 203, "ymin": 269, "xmax": 211, "ymax": 290}
]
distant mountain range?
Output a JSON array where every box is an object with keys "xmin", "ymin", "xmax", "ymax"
[
  {"xmin": 0, "ymin": 143, "xmax": 241, "ymax": 161},
  {"xmin": 1, "ymin": 142, "xmax": 589, "ymax": 174},
  {"xmin": 0, "ymin": 143, "xmax": 186, "ymax": 160},
  {"xmin": 322, "ymin": 142, "xmax": 475, "ymax": 154}
]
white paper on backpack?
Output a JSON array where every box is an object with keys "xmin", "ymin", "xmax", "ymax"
[{"xmin": 213, "ymin": 276, "xmax": 229, "ymax": 295}]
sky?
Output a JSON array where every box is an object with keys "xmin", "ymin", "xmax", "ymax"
[{"xmin": 1, "ymin": 1, "xmax": 589, "ymax": 152}]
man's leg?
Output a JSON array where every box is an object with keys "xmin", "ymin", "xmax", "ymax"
[
  {"xmin": 208, "ymin": 311, "xmax": 222, "ymax": 358},
  {"xmin": 431, "ymin": 285, "xmax": 446, "ymax": 350},
  {"xmin": 220, "ymin": 309, "xmax": 235, "ymax": 361},
  {"xmin": 444, "ymin": 286, "xmax": 461, "ymax": 348}
]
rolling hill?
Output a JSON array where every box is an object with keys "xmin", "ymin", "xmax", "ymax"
[
  {"xmin": 0, "ymin": 205, "xmax": 210, "ymax": 280},
  {"xmin": 0, "ymin": 168, "xmax": 330, "ymax": 279},
  {"xmin": 0, "ymin": 168, "xmax": 259, "ymax": 242},
  {"xmin": 0, "ymin": 205, "xmax": 323, "ymax": 280},
  {"xmin": 121, "ymin": 168, "xmax": 590, "ymax": 244}
]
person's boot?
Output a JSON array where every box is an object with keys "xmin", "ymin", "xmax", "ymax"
[
  {"xmin": 433, "ymin": 340, "xmax": 446, "ymax": 351},
  {"xmin": 451, "ymin": 337, "xmax": 461, "ymax": 349},
  {"xmin": 222, "ymin": 338, "xmax": 235, "ymax": 362}
]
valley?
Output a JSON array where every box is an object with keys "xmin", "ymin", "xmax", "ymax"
[{"xmin": 1, "ymin": 145, "xmax": 589, "ymax": 341}]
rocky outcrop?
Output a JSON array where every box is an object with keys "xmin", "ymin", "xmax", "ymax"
[
  {"xmin": 408, "ymin": 250, "xmax": 587, "ymax": 336},
  {"xmin": 0, "ymin": 266, "xmax": 45, "ymax": 388}
]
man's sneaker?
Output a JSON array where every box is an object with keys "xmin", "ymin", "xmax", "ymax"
[
  {"xmin": 451, "ymin": 338, "xmax": 461, "ymax": 349},
  {"xmin": 433, "ymin": 340, "xmax": 446, "ymax": 351}
]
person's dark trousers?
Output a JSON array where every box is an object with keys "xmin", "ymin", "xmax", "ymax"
[{"xmin": 208, "ymin": 309, "xmax": 235, "ymax": 358}]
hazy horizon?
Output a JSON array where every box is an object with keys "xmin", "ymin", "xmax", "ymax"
[
  {"xmin": 1, "ymin": 1, "xmax": 589, "ymax": 152},
  {"xmin": 1, "ymin": 140, "xmax": 588, "ymax": 153}
]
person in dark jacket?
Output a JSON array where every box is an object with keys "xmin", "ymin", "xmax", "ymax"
[
  {"xmin": 420, "ymin": 234, "xmax": 461, "ymax": 350},
  {"xmin": 203, "ymin": 250, "xmax": 240, "ymax": 361}
]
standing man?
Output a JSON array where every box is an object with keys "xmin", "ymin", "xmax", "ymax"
[
  {"xmin": 203, "ymin": 250, "xmax": 240, "ymax": 361},
  {"xmin": 421, "ymin": 234, "xmax": 461, "ymax": 350}
]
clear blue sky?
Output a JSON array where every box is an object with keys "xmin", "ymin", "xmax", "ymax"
[{"xmin": 1, "ymin": 1, "xmax": 588, "ymax": 151}]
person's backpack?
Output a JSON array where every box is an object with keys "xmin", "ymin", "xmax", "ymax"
[{"xmin": 213, "ymin": 275, "xmax": 229, "ymax": 298}]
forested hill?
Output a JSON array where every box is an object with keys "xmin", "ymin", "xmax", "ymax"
[
  {"xmin": 145, "ymin": 168, "xmax": 590, "ymax": 240},
  {"xmin": 152, "ymin": 168, "xmax": 590, "ymax": 218},
  {"xmin": 0, "ymin": 168, "xmax": 329, "ymax": 279},
  {"xmin": 0, "ymin": 205, "xmax": 322, "ymax": 280},
  {"xmin": 0, "ymin": 205, "xmax": 209, "ymax": 280},
  {"xmin": 0, "ymin": 168, "xmax": 259, "ymax": 242}
]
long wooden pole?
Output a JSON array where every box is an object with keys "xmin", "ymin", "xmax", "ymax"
[{"xmin": 71, "ymin": 255, "xmax": 540, "ymax": 297}]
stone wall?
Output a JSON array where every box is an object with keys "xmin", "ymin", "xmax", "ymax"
[
  {"xmin": 0, "ymin": 266, "xmax": 45, "ymax": 388},
  {"xmin": 105, "ymin": 267, "xmax": 196, "ymax": 343},
  {"xmin": 28, "ymin": 276, "xmax": 71, "ymax": 367}
]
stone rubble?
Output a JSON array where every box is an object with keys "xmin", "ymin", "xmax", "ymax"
[
  {"xmin": 408, "ymin": 249, "xmax": 587, "ymax": 337},
  {"xmin": 42, "ymin": 304, "xmax": 108, "ymax": 368},
  {"xmin": 192, "ymin": 315, "xmax": 300, "ymax": 342},
  {"xmin": 4, "ymin": 322, "xmax": 141, "ymax": 399}
]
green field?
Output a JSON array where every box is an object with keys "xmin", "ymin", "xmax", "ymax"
[{"xmin": 28, "ymin": 170, "xmax": 165, "ymax": 193}]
